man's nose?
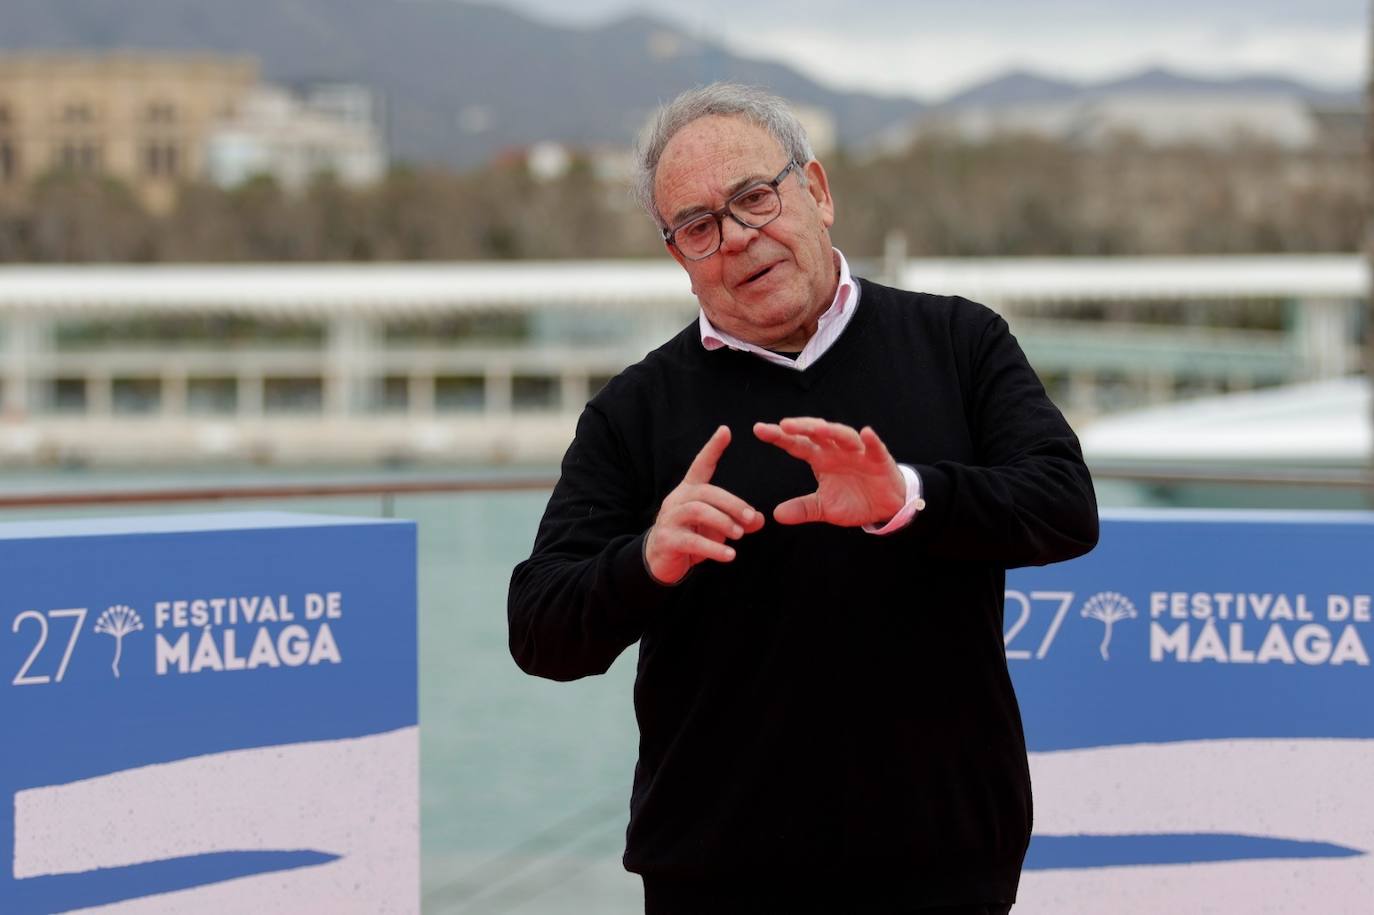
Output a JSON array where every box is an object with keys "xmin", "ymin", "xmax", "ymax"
[{"xmin": 718, "ymin": 215, "xmax": 758, "ymax": 254}]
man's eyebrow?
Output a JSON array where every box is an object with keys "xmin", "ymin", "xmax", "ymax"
[{"xmin": 667, "ymin": 172, "xmax": 771, "ymax": 227}]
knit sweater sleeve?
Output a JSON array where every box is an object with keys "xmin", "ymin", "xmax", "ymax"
[
  {"xmin": 507, "ymin": 401, "xmax": 670, "ymax": 681},
  {"xmin": 904, "ymin": 304, "xmax": 1099, "ymax": 567}
]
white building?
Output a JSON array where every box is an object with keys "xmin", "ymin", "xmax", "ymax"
[
  {"xmin": 207, "ymin": 83, "xmax": 386, "ymax": 192},
  {"xmin": 885, "ymin": 93, "xmax": 1326, "ymax": 152}
]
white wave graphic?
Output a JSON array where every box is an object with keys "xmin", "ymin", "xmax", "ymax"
[
  {"xmin": 13, "ymin": 727, "xmax": 418, "ymax": 914},
  {"xmin": 1019, "ymin": 738, "xmax": 1374, "ymax": 914}
]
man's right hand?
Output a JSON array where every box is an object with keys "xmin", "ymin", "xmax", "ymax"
[{"xmin": 644, "ymin": 425, "xmax": 764, "ymax": 585}]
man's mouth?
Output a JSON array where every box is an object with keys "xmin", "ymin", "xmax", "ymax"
[{"xmin": 740, "ymin": 263, "xmax": 776, "ymax": 287}]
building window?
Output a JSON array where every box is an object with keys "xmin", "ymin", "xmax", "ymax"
[
  {"xmin": 143, "ymin": 141, "xmax": 180, "ymax": 178},
  {"xmin": 512, "ymin": 375, "xmax": 559, "ymax": 412},
  {"xmin": 0, "ymin": 141, "xmax": 15, "ymax": 183},
  {"xmin": 46, "ymin": 378, "xmax": 87, "ymax": 414},
  {"xmin": 264, "ymin": 377, "xmax": 323, "ymax": 414},
  {"xmin": 60, "ymin": 102, "xmax": 93, "ymax": 123},
  {"xmin": 57, "ymin": 142, "xmax": 102, "ymax": 173},
  {"xmin": 435, "ymin": 375, "xmax": 484, "ymax": 411},
  {"xmin": 369, "ymin": 375, "xmax": 409, "ymax": 413},
  {"xmin": 187, "ymin": 377, "xmax": 238, "ymax": 415},
  {"xmin": 145, "ymin": 101, "xmax": 177, "ymax": 124},
  {"xmin": 112, "ymin": 377, "xmax": 161, "ymax": 415}
]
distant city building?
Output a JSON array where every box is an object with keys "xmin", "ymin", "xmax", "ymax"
[
  {"xmin": 524, "ymin": 141, "xmax": 572, "ymax": 182},
  {"xmin": 1308, "ymin": 104, "xmax": 1365, "ymax": 158},
  {"xmin": 0, "ymin": 52, "xmax": 386, "ymax": 211},
  {"xmin": 881, "ymin": 93, "xmax": 1347, "ymax": 153},
  {"xmin": 501, "ymin": 100, "xmax": 831, "ymax": 188},
  {"xmin": 1084, "ymin": 94, "xmax": 1317, "ymax": 147},
  {"xmin": 791, "ymin": 103, "xmax": 837, "ymax": 158},
  {"xmin": 206, "ymin": 83, "xmax": 386, "ymax": 192},
  {"xmin": 513, "ymin": 142, "xmax": 635, "ymax": 186},
  {"xmin": 0, "ymin": 51, "xmax": 258, "ymax": 213}
]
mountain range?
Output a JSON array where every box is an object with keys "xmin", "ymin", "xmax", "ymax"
[
  {"xmin": 0, "ymin": 0, "xmax": 1360, "ymax": 168},
  {"xmin": 941, "ymin": 65, "xmax": 1357, "ymax": 110}
]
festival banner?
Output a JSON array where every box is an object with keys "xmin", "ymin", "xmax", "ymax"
[
  {"xmin": 1008, "ymin": 508, "xmax": 1373, "ymax": 912},
  {"xmin": 1, "ymin": 512, "xmax": 418, "ymax": 914}
]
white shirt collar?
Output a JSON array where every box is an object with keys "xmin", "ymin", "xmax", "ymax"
[{"xmin": 697, "ymin": 248, "xmax": 860, "ymax": 371}]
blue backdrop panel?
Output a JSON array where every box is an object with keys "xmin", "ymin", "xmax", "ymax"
[
  {"xmin": 1006, "ymin": 508, "xmax": 1374, "ymax": 751},
  {"xmin": 1, "ymin": 512, "xmax": 417, "ymax": 913},
  {"xmin": 1006, "ymin": 508, "xmax": 1374, "ymax": 895}
]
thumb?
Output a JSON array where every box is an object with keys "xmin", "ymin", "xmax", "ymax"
[{"xmin": 773, "ymin": 492, "xmax": 823, "ymax": 526}]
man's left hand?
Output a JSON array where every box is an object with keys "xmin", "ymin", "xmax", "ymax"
[{"xmin": 753, "ymin": 417, "xmax": 906, "ymax": 527}]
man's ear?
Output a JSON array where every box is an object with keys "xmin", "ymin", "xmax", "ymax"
[{"xmin": 803, "ymin": 159, "xmax": 835, "ymax": 229}]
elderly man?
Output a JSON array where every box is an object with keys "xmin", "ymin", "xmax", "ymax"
[{"xmin": 509, "ymin": 84, "xmax": 1098, "ymax": 915}]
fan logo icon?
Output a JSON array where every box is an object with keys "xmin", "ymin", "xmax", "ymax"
[
  {"xmin": 94, "ymin": 604, "xmax": 144, "ymax": 678},
  {"xmin": 1080, "ymin": 591, "xmax": 1138, "ymax": 660}
]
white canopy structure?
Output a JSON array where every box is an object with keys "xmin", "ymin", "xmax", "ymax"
[
  {"xmin": 1081, "ymin": 376, "xmax": 1371, "ymax": 467},
  {"xmin": 0, "ymin": 255, "xmax": 1364, "ymax": 466},
  {"xmin": 0, "ymin": 261, "xmax": 698, "ymax": 316},
  {"xmin": 0, "ymin": 254, "xmax": 1361, "ymax": 315}
]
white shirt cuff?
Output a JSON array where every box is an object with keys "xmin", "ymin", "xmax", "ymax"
[{"xmin": 862, "ymin": 464, "xmax": 925, "ymax": 536}]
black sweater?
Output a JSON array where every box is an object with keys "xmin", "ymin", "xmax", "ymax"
[{"xmin": 508, "ymin": 278, "xmax": 1099, "ymax": 909}]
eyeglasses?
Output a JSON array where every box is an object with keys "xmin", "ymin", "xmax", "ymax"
[{"xmin": 661, "ymin": 160, "xmax": 799, "ymax": 261}]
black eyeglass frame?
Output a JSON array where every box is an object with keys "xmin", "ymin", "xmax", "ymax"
[{"xmin": 661, "ymin": 160, "xmax": 800, "ymax": 261}]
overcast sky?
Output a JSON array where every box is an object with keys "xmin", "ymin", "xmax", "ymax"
[{"xmin": 489, "ymin": 0, "xmax": 1366, "ymax": 98}]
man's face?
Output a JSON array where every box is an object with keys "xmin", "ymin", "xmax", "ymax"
[{"xmin": 653, "ymin": 115, "xmax": 837, "ymax": 351}]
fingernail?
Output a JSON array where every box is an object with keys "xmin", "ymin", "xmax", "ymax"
[{"xmin": 724, "ymin": 546, "xmax": 736, "ymax": 559}]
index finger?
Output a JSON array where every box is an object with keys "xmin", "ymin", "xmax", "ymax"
[{"xmin": 683, "ymin": 425, "xmax": 731, "ymax": 485}]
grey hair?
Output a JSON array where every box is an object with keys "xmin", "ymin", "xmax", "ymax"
[{"xmin": 633, "ymin": 83, "xmax": 814, "ymax": 227}]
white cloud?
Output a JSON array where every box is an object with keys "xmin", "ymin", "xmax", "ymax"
[
  {"xmin": 734, "ymin": 23, "xmax": 1365, "ymax": 99},
  {"xmin": 494, "ymin": 0, "xmax": 1367, "ymax": 98}
]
